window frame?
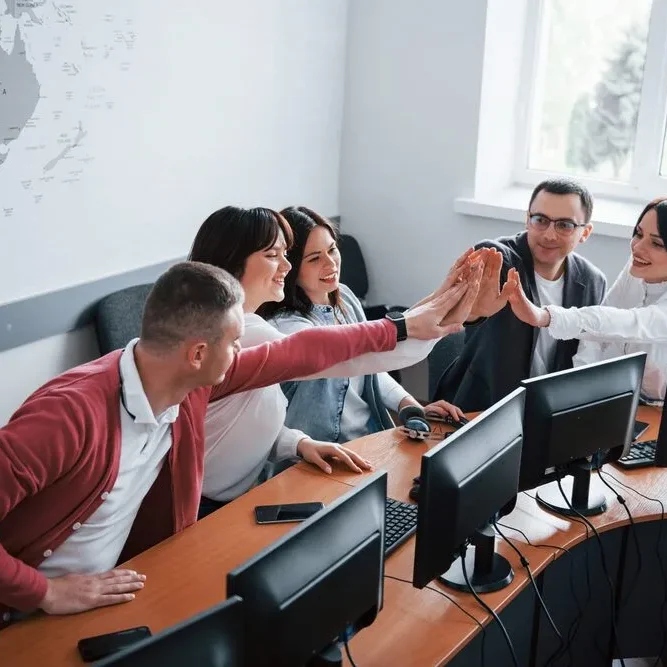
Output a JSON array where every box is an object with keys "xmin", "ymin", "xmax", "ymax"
[{"xmin": 512, "ymin": 0, "xmax": 667, "ymax": 202}]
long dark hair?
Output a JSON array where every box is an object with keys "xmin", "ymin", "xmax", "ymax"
[
  {"xmin": 259, "ymin": 206, "xmax": 345, "ymax": 320},
  {"xmin": 633, "ymin": 200, "xmax": 667, "ymax": 246},
  {"xmin": 188, "ymin": 206, "xmax": 293, "ymax": 278}
]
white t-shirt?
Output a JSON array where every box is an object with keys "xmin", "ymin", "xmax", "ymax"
[
  {"xmin": 202, "ymin": 314, "xmax": 308, "ymax": 502},
  {"xmin": 38, "ymin": 339, "xmax": 179, "ymax": 577},
  {"xmin": 337, "ymin": 371, "xmax": 409, "ymax": 443},
  {"xmin": 530, "ymin": 272, "xmax": 564, "ymax": 378},
  {"xmin": 203, "ymin": 313, "xmax": 436, "ymax": 500}
]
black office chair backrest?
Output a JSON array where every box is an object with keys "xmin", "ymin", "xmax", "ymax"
[
  {"xmin": 338, "ymin": 234, "xmax": 369, "ymax": 301},
  {"xmin": 427, "ymin": 331, "xmax": 466, "ymax": 400},
  {"xmin": 95, "ymin": 283, "xmax": 153, "ymax": 355}
]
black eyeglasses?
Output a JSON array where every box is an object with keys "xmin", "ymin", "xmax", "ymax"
[{"xmin": 528, "ymin": 213, "xmax": 587, "ymax": 236}]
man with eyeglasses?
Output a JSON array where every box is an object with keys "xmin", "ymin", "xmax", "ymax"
[{"xmin": 432, "ymin": 178, "xmax": 607, "ymax": 412}]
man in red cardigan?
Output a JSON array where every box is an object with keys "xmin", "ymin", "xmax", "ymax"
[{"xmin": 0, "ymin": 257, "xmax": 483, "ymax": 624}]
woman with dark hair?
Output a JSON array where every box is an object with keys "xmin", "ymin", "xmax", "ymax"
[
  {"xmin": 506, "ymin": 199, "xmax": 667, "ymax": 403},
  {"xmin": 189, "ymin": 206, "xmax": 482, "ymax": 516},
  {"xmin": 262, "ymin": 206, "xmax": 466, "ymax": 444}
]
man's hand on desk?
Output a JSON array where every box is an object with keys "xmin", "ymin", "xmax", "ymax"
[
  {"xmin": 40, "ymin": 568, "xmax": 146, "ymax": 615},
  {"xmin": 297, "ymin": 438, "xmax": 373, "ymax": 475}
]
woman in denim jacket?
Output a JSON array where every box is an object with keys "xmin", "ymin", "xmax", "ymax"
[{"xmin": 262, "ymin": 207, "xmax": 464, "ymax": 444}]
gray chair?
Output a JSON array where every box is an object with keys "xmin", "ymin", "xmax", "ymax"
[
  {"xmin": 95, "ymin": 283, "xmax": 153, "ymax": 355},
  {"xmin": 427, "ymin": 331, "xmax": 466, "ymax": 400},
  {"xmin": 338, "ymin": 233, "xmax": 407, "ymax": 382}
]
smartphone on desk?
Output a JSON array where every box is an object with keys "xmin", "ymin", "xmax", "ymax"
[
  {"xmin": 254, "ymin": 502, "xmax": 324, "ymax": 524},
  {"xmin": 77, "ymin": 626, "xmax": 151, "ymax": 662}
]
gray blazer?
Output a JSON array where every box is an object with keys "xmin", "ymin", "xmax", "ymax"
[{"xmin": 433, "ymin": 232, "xmax": 607, "ymax": 412}]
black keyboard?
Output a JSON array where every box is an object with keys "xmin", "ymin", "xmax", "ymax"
[
  {"xmin": 385, "ymin": 497, "xmax": 418, "ymax": 556},
  {"xmin": 616, "ymin": 439, "xmax": 657, "ymax": 469}
]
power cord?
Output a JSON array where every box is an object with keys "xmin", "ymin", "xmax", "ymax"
[
  {"xmin": 384, "ymin": 573, "xmax": 487, "ymax": 664},
  {"xmin": 555, "ymin": 474, "xmax": 626, "ymax": 667},
  {"xmin": 492, "ymin": 521, "xmax": 565, "ymax": 656},
  {"xmin": 496, "ymin": 521, "xmax": 586, "ymax": 667},
  {"xmin": 343, "ymin": 637, "xmax": 358, "ymax": 667},
  {"xmin": 459, "ymin": 544, "xmax": 520, "ymax": 667},
  {"xmin": 599, "ymin": 468, "xmax": 667, "ymax": 667},
  {"xmin": 595, "ymin": 466, "xmax": 643, "ymax": 604}
]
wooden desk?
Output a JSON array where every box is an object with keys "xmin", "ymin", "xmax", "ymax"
[{"xmin": 2, "ymin": 407, "xmax": 666, "ymax": 666}]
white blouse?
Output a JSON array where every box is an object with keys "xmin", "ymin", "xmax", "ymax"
[
  {"xmin": 545, "ymin": 258, "xmax": 667, "ymax": 403},
  {"xmin": 202, "ymin": 314, "xmax": 436, "ymax": 501}
]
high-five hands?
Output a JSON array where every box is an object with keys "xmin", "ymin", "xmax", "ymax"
[
  {"xmin": 403, "ymin": 248, "xmax": 484, "ymax": 340},
  {"xmin": 504, "ymin": 268, "xmax": 551, "ymax": 327},
  {"xmin": 465, "ymin": 248, "xmax": 514, "ymax": 322}
]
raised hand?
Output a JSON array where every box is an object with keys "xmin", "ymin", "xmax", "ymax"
[
  {"xmin": 410, "ymin": 247, "xmax": 486, "ymax": 309},
  {"xmin": 403, "ymin": 280, "xmax": 471, "ymax": 339},
  {"xmin": 40, "ymin": 569, "xmax": 146, "ymax": 615},
  {"xmin": 505, "ymin": 268, "xmax": 550, "ymax": 327},
  {"xmin": 466, "ymin": 248, "xmax": 513, "ymax": 321},
  {"xmin": 438, "ymin": 260, "xmax": 484, "ymax": 328}
]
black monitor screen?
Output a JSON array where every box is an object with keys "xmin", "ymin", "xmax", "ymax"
[
  {"xmin": 413, "ymin": 388, "xmax": 525, "ymax": 589},
  {"xmin": 519, "ymin": 352, "xmax": 646, "ymax": 491},
  {"xmin": 95, "ymin": 596, "xmax": 244, "ymax": 667},
  {"xmin": 549, "ymin": 392, "xmax": 634, "ymax": 464},
  {"xmin": 227, "ymin": 471, "xmax": 386, "ymax": 667}
]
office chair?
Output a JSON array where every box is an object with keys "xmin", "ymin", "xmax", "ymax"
[
  {"xmin": 427, "ymin": 331, "xmax": 466, "ymax": 400},
  {"xmin": 95, "ymin": 283, "xmax": 153, "ymax": 355},
  {"xmin": 338, "ymin": 233, "xmax": 408, "ymax": 383},
  {"xmin": 338, "ymin": 234, "xmax": 408, "ymax": 320}
]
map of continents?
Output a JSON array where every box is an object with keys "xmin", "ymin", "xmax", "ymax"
[{"xmin": 0, "ymin": 1, "xmax": 136, "ymax": 216}]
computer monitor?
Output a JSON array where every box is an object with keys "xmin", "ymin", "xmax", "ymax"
[
  {"xmin": 412, "ymin": 388, "xmax": 525, "ymax": 594},
  {"xmin": 227, "ymin": 471, "xmax": 386, "ymax": 667},
  {"xmin": 520, "ymin": 352, "xmax": 646, "ymax": 517},
  {"xmin": 95, "ymin": 596, "xmax": 244, "ymax": 667}
]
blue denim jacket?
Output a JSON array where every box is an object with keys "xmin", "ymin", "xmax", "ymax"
[{"xmin": 270, "ymin": 284, "xmax": 394, "ymax": 443}]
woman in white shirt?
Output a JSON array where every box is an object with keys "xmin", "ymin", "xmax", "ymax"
[
  {"xmin": 505, "ymin": 200, "xmax": 667, "ymax": 403},
  {"xmin": 189, "ymin": 206, "xmax": 474, "ymax": 517}
]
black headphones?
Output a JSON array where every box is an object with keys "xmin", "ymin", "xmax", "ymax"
[
  {"xmin": 398, "ymin": 405, "xmax": 435, "ymax": 441},
  {"xmin": 398, "ymin": 405, "xmax": 470, "ymax": 441}
]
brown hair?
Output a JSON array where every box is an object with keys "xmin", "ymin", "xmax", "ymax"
[
  {"xmin": 141, "ymin": 261, "xmax": 243, "ymax": 350},
  {"xmin": 259, "ymin": 206, "xmax": 345, "ymax": 320},
  {"xmin": 188, "ymin": 206, "xmax": 293, "ymax": 279}
]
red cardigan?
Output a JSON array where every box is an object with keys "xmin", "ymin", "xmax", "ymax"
[{"xmin": 0, "ymin": 319, "xmax": 396, "ymax": 615}]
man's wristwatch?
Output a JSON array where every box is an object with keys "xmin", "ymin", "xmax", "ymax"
[{"xmin": 385, "ymin": 310, "xmax": 407, "ymax": 342}]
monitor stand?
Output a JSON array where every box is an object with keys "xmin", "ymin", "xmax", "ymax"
[
  {"xmin": 438, "ymin": 524, "xmax": 514, "ymax": 594},
  {"xmin": 536, "ymin": 461, "xmax": 606, "ymax": 517},
  {"xmin": 306, "ymin": 643, "xmax": 342, "ymax": 667}
]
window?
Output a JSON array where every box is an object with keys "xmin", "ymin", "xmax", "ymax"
[{"xmin": 516, "ymin": 0, "xmax": 667, "ymax": 199}]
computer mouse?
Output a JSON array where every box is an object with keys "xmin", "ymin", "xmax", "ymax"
[{"xmin": 409, "ymin": 483, "xmax": 420, "ymax": 502}]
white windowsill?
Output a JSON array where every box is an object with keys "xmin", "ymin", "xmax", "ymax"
[{"xmin": 454, "ymin": 187, "xmax": 647, "ymax": 240}]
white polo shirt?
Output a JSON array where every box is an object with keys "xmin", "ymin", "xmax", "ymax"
[{"xmin": 38, "ymin": 339, "xmax": 179, "ymax": 577}]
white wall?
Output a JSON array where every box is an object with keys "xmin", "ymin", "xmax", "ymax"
[
  {"xmin": 339, "ymin": 0, "xmax": 632, "ymax": 307},
  {"xmin": 0, "ymin": 0, "xmax": 349, "ymax": 424},
  {"xmin": 0, "ymin": 327, "xmax": 100, "ymax": 424}
]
